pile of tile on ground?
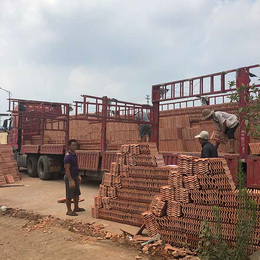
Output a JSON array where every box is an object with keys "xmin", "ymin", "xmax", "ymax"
[
  {"xmin": 92, "ymin": 143, "xmax": 168, "ymax": 226},
  {"xmin": 142, "ymin": 155, "xmax": 260, "ymax": 250},
  {"xmin": 0, "ymin": 145, "xmax": 21, "ymax": 185},
  {"xmin": 131, "ymin": 235, "xmax": 200, "ymax": 259}
]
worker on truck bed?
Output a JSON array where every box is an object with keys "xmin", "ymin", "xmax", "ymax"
[
  {"xmin": 135, "ymin": 110, "xmax": 151, "ymax": 142},
  {"xmin": 195, "ymin": 131, "xmax": 218, "ymax": 158},
  {"xmin": 202, "ymin": 109, "xmax": 239, "ymax": 154},
  {"xmin": 64, "ymin": 139, "xmax": 85, "ymax": 216}
]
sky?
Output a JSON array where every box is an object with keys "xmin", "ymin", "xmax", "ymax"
[{"xmin": 0, "ymin": 0, "xmax": 260, "ymax": 115}]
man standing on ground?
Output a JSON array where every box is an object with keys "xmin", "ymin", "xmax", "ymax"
[
  {"xmin": 135, "ymin": 110, "xmax": 151, "ymax": 142},
  {"xmin": 195, "ymin": 131, "xmax": 218, "ymax": 158},
  {"xmin": 64, "ymin": 139, "xmax": 85, "ymax": 216},
  {"xmin": 202, "ymin": 109, "xmax": 239, "ymax": 154}
]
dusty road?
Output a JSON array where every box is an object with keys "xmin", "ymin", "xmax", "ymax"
[
  {"xmin": 0, "ymin": 173, "xmax": 154, "ymax": 260},
  {"xmin": 0, "ymin": 213, "xmax": 150, "ymax": 260},
  {"xmin": 0, "ymin": 172, "xmax": 139, "ymax": 234}
]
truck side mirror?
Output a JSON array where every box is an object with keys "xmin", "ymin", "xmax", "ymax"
[{"xmin": 3, "ymin": 119, "xmax": 8, "ymax": 132}]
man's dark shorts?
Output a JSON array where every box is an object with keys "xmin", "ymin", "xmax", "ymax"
[
  {"xmin": 139, "ymin": 124, "xmax": 151, "ymax": 138},
  {"xmin": 64, "ymin": 175, "xmax": 81, "ymax": 200},
  {"xmin": 225, "ymin": 123, "xmax": 239, "ymax": 139}
]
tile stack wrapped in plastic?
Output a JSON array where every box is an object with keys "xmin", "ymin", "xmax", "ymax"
[
  {"xmin": 142, "ymin": 155, "xmax": 260, "ymax": 250},
  {"xmin": 0, "ymin": 145, "xmax": 21, "ymax": 185},
  {"xmin": 92, "ymin": 143, "xmax": 169, "ymax": 226}
]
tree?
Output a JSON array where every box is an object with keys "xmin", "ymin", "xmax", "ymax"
[{"xmin": 229, "ymin": 80, "xmax": 260, "ymax": 138}]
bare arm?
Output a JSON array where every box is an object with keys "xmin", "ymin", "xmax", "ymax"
[
  {"xmin": 64, "ymin": 164, "xmax": 73, "ymax": 181},
  {"xmin": 64, "ymin": 164, "xmax": 75, "ymax": 188}
]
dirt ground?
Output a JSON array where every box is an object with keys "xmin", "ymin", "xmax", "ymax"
[
  {"xmin": 0, "ymin": 172, "xmax": 153, "ymax": 260},
  {"xmin": 0, "ymin": 213, "xmax": 150, "ymax": 260},
  {"xmin": 0, "ymin": 172, "xmax": 139, "ymax": 234}
]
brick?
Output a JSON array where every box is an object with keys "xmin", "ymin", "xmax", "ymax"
[{"xmin": 0, "ymin": 145, "xmax": 21, "ymax": 186}]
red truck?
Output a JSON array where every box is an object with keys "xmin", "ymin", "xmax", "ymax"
[
  {"xmin": 3, "ymin": 99, "xmax": 70, "ymax": 179},
  {"xmin": 151, "ymin": 64, "xmax": 260, "ymax": 188},
  {"xmin": 3, "ymin": 64, "xmax": 260, "ymax": 187},
  {"xmin": 3, "ymin": 96, "xmax": 152, "ymax": 180}
]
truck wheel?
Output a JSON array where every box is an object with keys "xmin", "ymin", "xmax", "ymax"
[
  {"xmin": 27, "ymin": 155, "xmax": 38, "ymax": 177},
  {"xmin": 37, "ymin": 156, "xmax": 51, "ymax": 180}
]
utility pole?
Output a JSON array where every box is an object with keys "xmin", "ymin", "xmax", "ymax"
[
  {"xmin": 0, "ymin": 86, "xmax": 12, "ymax": 100},
  {"xmin": 0, "ymin": 87, "xmax": 12, "ymax": 127},
  {"xmin": 146, "ymin": 95, "xmax": 150, "ymax": 104}
]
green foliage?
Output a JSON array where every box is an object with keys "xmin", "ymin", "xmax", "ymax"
[
  {"xmin": 234, "ymin": 161, "xmax": 257, "ymax": 260},
  {"xmin": 198, "ymin": 210, "xmax": 232, "ymax": 260},
  {"xmin": 229, "ymin": 80, "xmax": 260, "ymax": 138},
  {"xmin": 198, "ymin": 219, "xmax": 217, "ymax": 260},
  {"xmin": 236, "ymin": 160, "xmax": 246, "ymax": 189},
  {"xmin": 198, "ymin": 161, "xmax": 257, "ymax": 260}
]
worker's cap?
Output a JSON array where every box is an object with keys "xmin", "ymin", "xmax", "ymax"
[
  {"xmin": 195, "ymin": 131, "xmax": 209, "ymax": 140},
  {"xmin": 202, "ymin": 109, "xmax": 214, "ymax": 120}
]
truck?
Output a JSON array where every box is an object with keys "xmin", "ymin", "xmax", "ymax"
[
  {"xmin": 3, "ymin": 96, "xmax": 153, "ymax": 180},
  {"xmin": 151, "ymin": 64, "xmax": 260, "ymax": 188},
  {"xmin": 3, "ymin": 64, "xmax": 260, "ymax": 187}
]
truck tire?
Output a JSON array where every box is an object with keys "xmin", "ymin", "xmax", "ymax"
[
  {"xmin": 37, "ymin": 155, "xmax": 51, "ymax": 180},
  {"xmin": 27, "ymin": 155, "xmax": 38, "ymax": 177}
]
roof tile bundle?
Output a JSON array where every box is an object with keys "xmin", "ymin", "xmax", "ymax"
[
  {"xmin": 150, "ymin": 195, "xmax": 166, "ymax": 217},
  {"xmin": 142, "ymin": 211, "xmax": 159, "ymax": 237},
  {"xmin": 69, "ymin": 119, "xmax": 101, "ymax": 150},
  {"xmin": 178, "ymin": 155, "xmax": 196, "ymax": 175},
  {"xmin": 106, "ymin": 123, "xmax": 139, "ymax": 150},
  {"xmin": 0, "ymin": 145, "xmax": 21, "ymax": 185},
  {"xmin": 92, "ymin": 143, "xmax": 169, "ymax": 227},
  {"xmin": 159, "ymin": 103, "xmax": 243, "ymax": 154},
  {"xmin": 160, "ymin": 186, "xmax": 174, "ymax": 201},
  {"xmin": 167, "ymin": 201, "xmax": 182, "ymax": 217},
  {"xmin": 142, "ymin": 154, "xmax": 260, "ymax": 250}
]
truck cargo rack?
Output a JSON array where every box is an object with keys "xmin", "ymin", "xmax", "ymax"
[
  {"xmin": 152, "ymin": 64, "xmax": 260, "ymax": 103},
  {"xmin": 74, "ymin": 95, "xmax": 157, "ymax": 152},
  {"xmin": 8, "ymin": 98, "xmax": 70, "ymax": 152},
  {"xmin": 152, "ymin": 64, "xmax": 260, "ymax": 160},
  {"xmin": 74, "ymin": 95, "xmax": 154, "ymax": 124}
]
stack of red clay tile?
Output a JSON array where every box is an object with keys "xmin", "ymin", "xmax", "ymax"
[
  {"xmin": 106, "ymin": 123, "xmax": 140, "ymax": 150},
  {"xmin": 38, "ymin": 102, "xmax": 253, "ymax": 154},
  {"xmin": 142, "ymin": 155, "xmax": 260, "ymax": 250},
  {"xmin": 69, "ymin": 118, "xmax": 101, "ymax": 150},
  {"xmin": 159, "ymin": 103, "xmax": 242, "ymax": 154},
  {"xmin": 159, "ymin": 115, "xmax": 192, "ymax": 152},
  {"xmin": 69, "ymin": 119, "xmax": 140, "ymax": 151},
  {"xmin": 43, "ymin": 102, "xmax": 259, "ymax": 154},
  {"xmin": 0, "ymin": 145, "xmax": 21, "ymax": 185},
  {"xmin": 92, "ymin": 143, "xmax": 169, "ymax": 226}
]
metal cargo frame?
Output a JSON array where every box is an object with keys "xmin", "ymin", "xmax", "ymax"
[
  {"xmin": 151, "ymin": 64, "xmax": 260, "ymax": 188},
  {"xmin": 152, "ymin": 64, "xmax": 260, "ymax": 159},
  {"xmin": 73, "ymin": 95, "xmax": 157, "ymax": 153},
  {"xmin": 8, "ymin": 98, "xmax": 70, "ymax": 154}
]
